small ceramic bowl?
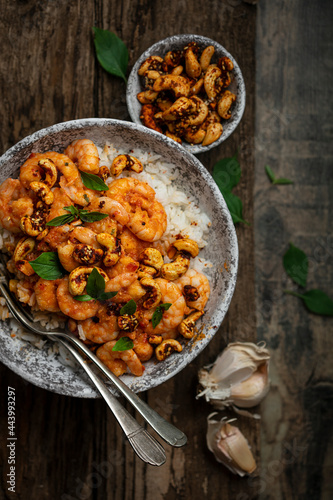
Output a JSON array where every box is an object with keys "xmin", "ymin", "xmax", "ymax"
[
  {"xmin": 126, "ymin": 34, "xmax": 246, "ymax": 154},
  {"xmin": 0, "ymin": 119, "xmax": 238, "ymax": 397}
]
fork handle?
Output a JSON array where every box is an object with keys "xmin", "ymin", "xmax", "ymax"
[
  {"xmin": 62, "ymin": 333, "xmax": 187, "ymax": 448},
  {"xmin": 56, "ymin": 337, "xmax": 166, "ymax": 466}
]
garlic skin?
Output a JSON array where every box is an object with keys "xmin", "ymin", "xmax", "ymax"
[
  {"xmin": 206, "ymin": 414, "xmax": 257, "ymax": 476},
  {"xmin": 197, "ymin": 342, "xmax": 270, "ymax": 410}
]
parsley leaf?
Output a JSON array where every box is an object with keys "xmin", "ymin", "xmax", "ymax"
[
  {"xmin": 29, "ymin": 252, "xmax": 65, "ymax": 280},
  {"xmin": 152, "ymin": 303, "xmax": 172, "ymax": 328},
  {"xmin": 80, "ymin": 171, "xmax": 109, "ymax": 191},
  {"xmin": 93, "ymin": 27, "xmax": 128, "ymax": 83},
  {"xmin": 120, "ymin": 299, "xmax": 137, "ymax": 315},
  {"xmin": 112, "ymin": 337, "xmax": 134, "ymax": 352}
]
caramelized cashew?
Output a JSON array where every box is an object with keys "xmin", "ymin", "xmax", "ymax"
[
  {"xmin": 153, "ymin": 75, "xmax": 190, "ymax": 99},
  {"xmin": 155, "ymin": 339, "xmax": 182, "ymax": 361},
  {"xmin": 137, "ymin": 90, "xmax": 159, "ymax": 104},
  {"xmin": 160, "ymin": 253, "xmax": 190, "ymax": 281},
  {"xmin": 173, "ymin": 238, "xmax": 199, "ymax": 258},
  {"xmin": 111, "ymin": 155, "xmax": 143, "ymax": 177},
  {"xmin": 204, "ymin": 65, "xmax": 222, "ymax": 101},
  {"xmin": 96, "ymin": 233, "xmax": 121, "ymax": 267},
  {"xmin": 139, "ymin": 277, "xmax": 162, "ymax": 309},
  {"xmin": 13, "ymin": 237, "xmax": 36, "ymax": 276},
  {"xmin": 200, "ymin": 46, "xmax": 215, "ymax": 71},
  {"xmin": 68, "ymin": 266, "xmax": 108, "ymax": 296},
  {"xmin": 138, "ymin": 56, "xmax": 164, "ymax": 76},
  {"xmin": 178, "ymin": 310, "xmax": 204, "ymax": 339},
  {"xmin": 139, "ymin": 248, "xmax": 164, "ymax": 272},
  {"xmin": 72, "ymin": 244, "xmax": 104, "ymax": 265},
  {"xmin": 38, "ymin": 158, "xmax": 58, "ymax": 188},
  {"xmin": 218, "ymin": 90, "xmax": 237, "ymax": 119},
  {"xmin": 202, "ymin": 122, "xmax": 223, "ymax": 146},
  {"xmin": 30, "ymin": 181, "xmax": 54, "ymax": 205},
  {"xmin": 140, "ymin": 104, "xmax": 163, "ymax": 133},
  {"xmin": 185, "ymin": 47, "xmax": 202, "ymax": 79}
]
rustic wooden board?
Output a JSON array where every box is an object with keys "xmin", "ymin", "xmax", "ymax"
[
  {"xmin": 0, "ymin": 1, "xmax": 258, "ymax": 499},
  {"xmin": 255, "ymin": 1, "xmax": 333, "ymax": 499}
]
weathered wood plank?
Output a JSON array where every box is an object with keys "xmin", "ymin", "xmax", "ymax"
[
  {"xmin": 0, "ymin": 0, "xmax": 258, "ymax": 499},
  {"xmin": 255, "ymin": 1, "xmax": 333, "ymax": 499}
]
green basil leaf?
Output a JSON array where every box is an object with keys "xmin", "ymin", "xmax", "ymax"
[
  {"xmin": 86, "ymin": 268, "xmax": 105, "ymax": 298},
  {"xmin": 285, "ymin": 289, "xmax": 333, "ymax": 316},
  {"xmin": 46, "ymin": 214, "xmax": 75, "ymax": 227},
  {"xmin": 152, "ymin": 303, "xmax": 172, "ymax": 328},
  {"xmin": 97, "ymin": 291, "xmax": 118, "ymax": 301},
  {"xmin": 80, "ymin": 171, "xmax": 109, "ymax": 191},
  {"xmin": 78, "ymin": 211, "xmax": 109, "ymax": 223},
  {"xmin": 29, "ymin": 252, "xmax": 65, "ymax": 280},
  {"xmin": 120, "ymin": 299, "xmax": 137, "ymax": 315},
  {"xmin": 223, "ymin": 191, "xmax": 250, "ymax": 225},
  {"xmin": 265, "ymin": 165, "xmax": 276, "ymax": 183},
  {"xmin": 272, "ymin": 178, "xmax": 294, "ymax": 185},
  {"xmin": 63, "ymin": 205, "xmax": 79, "ymax": 216},
  {"xmin": 93, "ymin": 27, "xmax": 128, "ymax": 82},
  {"xmin": 83, "ymin": 194, "xmax": 90, "ymax": 204},
  {"xmin": 112, "ymin": 337, "xmax": 134, "ymax": 352},
  {"xmin": 212, "ymin": 154, "xmax": 241, "ymax": 192},
  {"xmin": 73, "ymin": 294, "xmax": 95, "ymax": 302},
  {"xmin": 283, "ymin": 242, "xmax": 308, "ymax": 287}
]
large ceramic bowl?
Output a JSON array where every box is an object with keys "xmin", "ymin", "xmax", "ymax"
[
  {"xmin": 0, "ymin": 118, "xmax": 238, "ymax": 398},
  {"xmin": 126, "ymin": 34, "xmax": 246, "ymax": 154}
]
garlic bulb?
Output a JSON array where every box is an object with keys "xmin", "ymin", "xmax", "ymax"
[
  {"xmin": 207, "ymin": 414, "xmax": 257, "ymax": 476},
  {"xmin": 197, "ymin": 342, "xmax": 270, "ymax": 410}
]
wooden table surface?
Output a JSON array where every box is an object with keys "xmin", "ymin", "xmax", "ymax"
[{"xmin": 0, "ymin": 1, "xmax": 332, "ymax": 499}]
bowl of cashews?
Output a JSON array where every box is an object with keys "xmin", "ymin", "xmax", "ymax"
[{"xmin": 126, "ymin": 34, "xmax": 246, "ymax": 154}]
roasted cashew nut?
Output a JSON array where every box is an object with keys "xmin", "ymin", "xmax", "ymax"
[
  {"xmin": 137, "ymin": 90, "xmax": 159, "ymax": 104},
  {"xmin": 13, "ymin": 237, "xmax": 36, "ymax": 276},
  {"xmin": 139, "ymin": 277, "xmax": 162, "ymax": 309},
  {"xmin": 204, "ymin": 65, "xmax": 222, "ymax": 101},
  {"xmin": 183, "ymin": 285, "xmax": 200, "ymax": 302},
  {"xmin": 185, "ymin": 47, "xmax": 201, "ymax": 79},
  {"xmin": 148, "ymin": 334, "xmax": 163, "ymax": 345},
  {"xmin": 20, "ymin": 214, "xmax": 46, "ymax": 237},
  {"xmin": 200, "ymin": 46, "xmax": 215, "ymax": 71},
  {"xmin": 218, "ymin": 56, "xmax": 234, "ymax": 72},
  {"xmin": 186, "ymin": 97, "xmax": 209, "ymax": 127},
  {"xmin": 96, "ymin": 233, "xmax": 121, "ymax": 267},
  {"xmin": 118, "ymin": 314, "xmax": 139, "ymax": 332},
  {"xmin": 202, "ymin": 122, "xmax": 223, "ymax": 146},
  {"xmin": 172, "ymin": 238, "xmax": 199, "ymax": 258},
  {"xmin": 161, "ymin": 97, "xmax": 193, "ymax": 122},
  {"xmin": 183, "ymin": 127, "xmax": 206, "ymax": 144},
  {"xmin": 155, "ymin": 339, "xmax": 182, "ymax": 361},
  {"xmin": 139, "ymin": 248, "xmax": 164, "ymax": 272},
  {"xmin": 111, "ymin": 155, "xmax": 143, "ymax": 177},
  {"xmin": 138, "ymin": 56, "xmax": 164, "ymax": 76},
  {"xmin": 153, "ymin": 75, "xmax": 190, "ymax": 99},
  {"xmin": 171, "ymin": 65, "xmax": 184, "ymax": 76},
  {"xmin": 160, "ymin": 253, "xmax": 190, "ymax": 281},
  {"xmin": 156, "ymin": 97, "xmax": 173, "ymax": 112},
  {"xmin": 218, "ymin": 90, "xmax": 237, "ymax": 120},
  {"xmin": 72, "ymin": 244, "xmax": 104, "ymax": 265},
  {"xmin": 190, "ymin": 78, "xmax": 204, "ymax": 96},
  {"xmin": 30, "ymin": 181, "xmax": 54, "ymax": 205},
  {"xmin": 164, "ymin": 50, "xmax": 183, "ymax": 68},
  {"xmin": 178, "ymin": 310, "xmax": 204, "ymax": 339},
  {"xmin": 68, "ymin": 266, "xmax": 108, "ymax": 296},
  {"xmin": 38, "ymin": 158, "xmax": 58, "ymax": 188},
  {"xmin": 98, "ymin": 165, "xmax": 110, "ymax": 183},
  {"xmin": 137, "ymin": 264, "xmax": 158, "ymax": 279}
]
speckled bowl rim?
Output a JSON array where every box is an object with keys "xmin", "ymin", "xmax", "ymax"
[
  {"xmin": 0, "ymin": 118, "xmax": 238, "ymax": 397},
  {"xmin": 126, "ymin": 34, "xmax": 246, "ymax": 154}
]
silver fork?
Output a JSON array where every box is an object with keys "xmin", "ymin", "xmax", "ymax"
[
  {"xmin": 0, "ymin": 277, "xmax": 167, "ymax": 466},
  {"xmin": 0, "ymin": 275, "xmax": 187, "ymax": 449}
]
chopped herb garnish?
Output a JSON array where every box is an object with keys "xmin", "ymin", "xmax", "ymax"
[
  {"xmin": 80, "ymin": 171, "xmax": 109, "ymax": 191},
  {"xmin": 74, "ymin": 268, "xmax": 118, "ymax": 302},
  {"xmin": 46, "ymin": 205, "xmax": 108, "ymax": 227},
  {"xmin": 112, "ymin": 337, "xmax": 134, "ymax": 352},
  {"xmin": 152, "ymin": 303, "xmax": 172, "ymax": 328},
  {"xmin": 120, "ymin": 299, "xmax": 137, "ymax": 315},
  {"xmin": 29, "ymin": 252, "xmax": 65, "ymax": 280}
]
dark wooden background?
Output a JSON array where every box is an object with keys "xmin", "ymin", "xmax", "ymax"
[{"xmin": 0, "ymin": 1, "xmax": 332, "ymax": 499}]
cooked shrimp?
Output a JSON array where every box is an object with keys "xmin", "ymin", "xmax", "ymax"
[
  {"xmin": 20, "ymin": 152, "xmax": 78, "ymax": 189},
  {"xmin": 108, "ymin": 178, "xmax": 167, "ymax": 242},
  {"xmin": 119, "ymin": 227, "xmax": 150, "ymax": 260},
  {"xmin": 78, "ymin": 307, "xmax": 118, "ymax": 344},
  {"xmin": 34, "ymin": 278, "xmax": 61, "ymax": 312},
  {"xmin": 64, "ymin": 139, "xmax": 100, "ymax": 175},
  {"xmin": 96, "ymin": 340, "xmax": 144, "ymax": 376},
  {"xmin": 133, "ymin": 331, "xmax": 154, "ymax": 361},
  {"xmin": 69, "ymin": 227, "xmax": 101, "ymax": 248},
  {"xmin": 87, "ymin": 197, "xmax": 130, "ymax": 226},
  {"xmin": 0, "ymin": 178, "xmax": 34, "ymax": 233},
  {"xmin": 59, "ymin": 174, "xmax": 99, "ymax": 207},
  {"xmin": 175, "ymin": 269, "xmax": 210, "ymax": 311},
  {"xmin": 143, "ymin": 278, "xmax": 186, "ymax": 334},
  {"xmin": 57, "ymin": 227, "xmax": 102, "ymax": 272},
  {"xmin": 106, "ymin": 255, "xmax": 139, "ymax": 279},
  {"xmin": 56, "ymin": 277, "xmax": 99, "ymax": 320},
  {"xmin": 43, "ymin": 188, "xmax": 75, "ymax": 249},
  {"xmin": 104, "ymin": 272, "xmax": 138, "ymax": 293}
]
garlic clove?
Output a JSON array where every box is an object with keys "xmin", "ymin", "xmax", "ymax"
[
  {"xmin": 207, "ymin": 414, "xmax": 257, "ymax": 476},
  {"xmin": 230, "ymin": 363, "xmax": 270, "ymax": 408},
  {"xmin": 197, "ymin": 342, "xmax": 270, "ymax": 410}
]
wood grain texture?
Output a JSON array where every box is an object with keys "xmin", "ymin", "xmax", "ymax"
[
  {"xmin": 0, "ymin": 1, "xmax": 257, "ymax": 499},
  {"xmin": 255, "ymin": 1, "xmax": 333, "ymax": 499}
]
